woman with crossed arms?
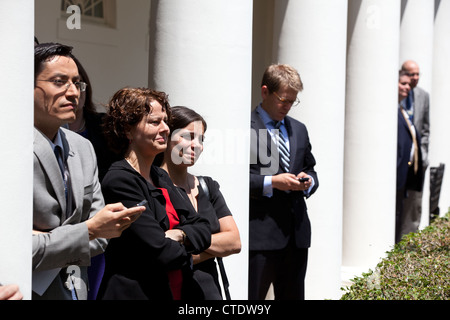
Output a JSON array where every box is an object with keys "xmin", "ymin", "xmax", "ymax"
[{"xmin": 157, "ymin": 106, "xmax": 241, "ymax": 299}]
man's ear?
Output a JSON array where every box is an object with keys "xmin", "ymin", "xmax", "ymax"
[{"xmin": 261, "ymin": 85, "xmax": 270, "ymax": 99}]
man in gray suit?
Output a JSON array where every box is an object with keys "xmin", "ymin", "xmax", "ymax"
[
  {"xmin": 399, "ymin": 60, "xmax": 430, "ymax": 238},
  {"xmin": 33, "ymin": 43, "xmax": 144, "ymax": 300}
]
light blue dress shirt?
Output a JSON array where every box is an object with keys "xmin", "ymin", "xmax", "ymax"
[{"xmin": 256, "ymin": 105, "xmax": 314, "ymax": 197}]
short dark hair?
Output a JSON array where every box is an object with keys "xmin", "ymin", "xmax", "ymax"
[
  {"xmin": 398, "ymin": 69, "xmax": 410, "ymax": 78},
  {"xmin": 153, "ymin": 106, "xmax": 206, "ymax": 167},
  {"xmin": 34, "ymin": 43, "xmax": 74, "ymax": 81},
  {"xmin": 168, "ymin": 106, "xmax": 207, "ymax": 137}
]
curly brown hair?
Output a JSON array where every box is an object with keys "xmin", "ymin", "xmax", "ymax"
[{"xmin": 103, "ymin": 87, "xmax": 171, "ymax": 157}]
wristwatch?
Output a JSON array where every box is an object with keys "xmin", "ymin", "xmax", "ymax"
[{"xmin": 180, "ymin": 230, "xmax": 187, "ymax": 244}]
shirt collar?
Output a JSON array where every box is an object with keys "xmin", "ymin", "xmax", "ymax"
[
  {"xmin": 46, "ymin": 129, "xmax": 66, "ymax": 159},
  {"xmin": 256, "ymin": 104, "xmax": 285, "ymax": 128},
  {"xmin": 53, "ymin": 130, "xmax": 64, "ymax": 149}
]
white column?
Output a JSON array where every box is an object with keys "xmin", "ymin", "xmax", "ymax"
[
  {"xmin": 0, "ymin": 1, "xmax": 34, "ymax": 300},
  {"xmin": 342, "ymin": 0, "xmax": 401, "ymax": 284},
  {"xmin": 399, "ymin": 0, "xmax": 435, "ymax": 229},
  {"xmin": 431, "ymin": 0, "xmax": 450, "ymax": 216},
  {"xmin": 272, "ymin": 0, "xmax": 348, "ymax": 300},
  {"xmin": 148, "ymin": 0, "xmax": 253, "ymax": 300},
  {"xmin": 400, "ymin": 0, "xmax": 434, "ymax": 92}
]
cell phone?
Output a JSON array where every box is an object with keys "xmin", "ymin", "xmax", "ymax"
[
  {"xmin": 136, "ymin": 199, "xmax": 148, "ymax": 207},
  {"xmin": 299, "ymin": 177, "xmax": 309, "ymax": 182}
]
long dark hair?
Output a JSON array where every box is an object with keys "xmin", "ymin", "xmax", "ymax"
[{"xmin": 71, "ymin": 55, "xmax": 96, "ymax": 115}]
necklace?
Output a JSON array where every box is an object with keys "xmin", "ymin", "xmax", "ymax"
[{"xmin": 125, "ymin": 157, "xmax": 154, "ymax": 185}]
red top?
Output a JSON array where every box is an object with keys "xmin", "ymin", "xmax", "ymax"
[{"xmin": 160, "ymin": 188, "xmax": 182, "ymax": 300}]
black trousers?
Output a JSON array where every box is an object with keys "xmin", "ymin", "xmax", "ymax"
[{"xmin": 248, "ymin": 242, "xmax": 308, "ymax": 300}]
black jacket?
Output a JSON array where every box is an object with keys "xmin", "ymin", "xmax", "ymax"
[
  {"xmin": 97, "ymin": 160, "xmax": 211, "ymax": 300},
  {"xmin": 397, "ymin": 108, "xmax": 424, "ymax": 193},
  {"xmin": 249, "ymin": 108, "xmax": 319, "ymax": 250}
]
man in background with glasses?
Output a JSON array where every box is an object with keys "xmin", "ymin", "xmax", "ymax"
[
  {"xmin": 398, "ymin": 60, "xmax": 430, "ymax": 241},
  {"xmin": 32, "ymin": 43, "xmax": 144, "ymax": 300},
  {"xmin": 249, "ymin": 64, "xmax": 319, "ymax": 300}
]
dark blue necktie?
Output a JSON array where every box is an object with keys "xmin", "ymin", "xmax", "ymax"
[
  {"xmin": 54, "ymin": 145, "xmax": 68, "ymax": 200},
  {"xmin": 406, "ymin": 90, "xmax": 414, "ymax": 122}
]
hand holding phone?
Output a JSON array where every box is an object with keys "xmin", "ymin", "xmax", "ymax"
[
  {"xmin": 136, "ymin": 199, "xmax": 148, "ymax": 207},
  {"xmin": 298, "ymin": 177, "xmax": 309, "ymax": 182}
]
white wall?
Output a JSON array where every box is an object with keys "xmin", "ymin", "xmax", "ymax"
[
  {"xmin": 35, "ymin": 0, "xmax": 151, "ymax": 109},
  {"xmin": 342, "ymin": 0, "xmax": 401, "ymax": 282},
  {"xmin": 0, "ymin": 0, "xmax": 34, "ymax": 300},
  {"xmin": 148, "ymin": 0, "xmax": 253, "ymax": 300},
  {"xmin": 271, "ymin": 0, "xmax": 348, "ymax": 300}
]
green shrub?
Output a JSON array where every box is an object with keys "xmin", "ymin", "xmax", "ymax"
[{"xmin": 340, "ymin": 212, "xmax": 450, "ymax": 300}]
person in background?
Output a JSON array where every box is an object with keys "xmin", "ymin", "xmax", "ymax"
[
  {"xmin": 68, "ymin": 56, "xmax": 120, "ymax": 182},
  {"xmin": 66, "ymin": 54, "xmax": 120, "ymax": 300},
  {"xmin": 33, "ymin": 43, "xmax": 144, "ymax": 300},
  {"xmin": 158, "ymin": 106, "xmax": 241, "ymax": 299},
  {"xmin": 97, "ymin": 87, "xmax": 211, "ymax": 300},
  {"xmin": 249, "ymin": 64, "xmax": 319, "ymax": 300},
  {"xmin": 400, "ymin": 60, "xmax": 430, "ymax": 237},
  {"xmin": 396, "ymin": 70, "xmax": 424, "ymax": 243}
]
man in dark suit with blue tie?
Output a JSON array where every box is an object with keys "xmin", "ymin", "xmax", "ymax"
[{"xmin": 249, "ymin": 64, "xmax": 318, "ymax": 300}]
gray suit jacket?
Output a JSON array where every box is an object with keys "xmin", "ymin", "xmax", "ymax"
[
  {"xmin": 32, "ymin": 127, "xmax": 107, "ymax": 300},
  {"xmin": 412, "ymin": 86, "xmax": 430, "ymax": 169}
]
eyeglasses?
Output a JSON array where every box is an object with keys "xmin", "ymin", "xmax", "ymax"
[
  {"xmin": 407, "ymin": 72, "xmax": 420, "ymax": 77},
  {"xmin": 272, "ymin": 91, "xmax": 300, "ymax": 107},
  {"xmin": 36, "ymin": 79, "xmax": 87, "ymax": 92}
]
